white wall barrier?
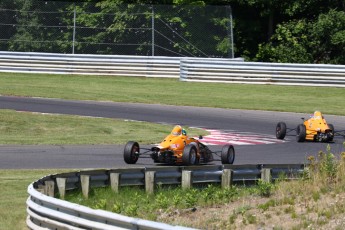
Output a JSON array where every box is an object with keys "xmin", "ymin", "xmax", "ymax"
[
  {"xmin": 1, "ymin": 51, "xmax": 345, "ymax": 87},
  {"xmin": 27, "ymin": 164, "xmax": 304, "ymax": 230}
]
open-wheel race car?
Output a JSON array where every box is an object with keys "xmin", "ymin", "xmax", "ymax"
[
  {"xmin": 124, "ymin": 125, "xmax": 235, "ymax": 165},
  {"xmin": 276, "ymin": 111, "xmax": 345, "ymax": 142}
]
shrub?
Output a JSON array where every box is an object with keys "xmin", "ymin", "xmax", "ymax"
[
  {"xmin": 185, "ymin": 188, "xmax": 198, "ymax": 207},
  {"xmin": 257, "ymin": 179, "xmax": 275, "ymax": 197}
]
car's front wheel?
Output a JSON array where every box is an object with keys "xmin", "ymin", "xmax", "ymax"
[
  {"xmin": 276, "ymin": 122, "xmax": 287, "ymax": 139},
  {"xmin": 123, "ymin": 141, "xmax": 139, "ymax": 164}
]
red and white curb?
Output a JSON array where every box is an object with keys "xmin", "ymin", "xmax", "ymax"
[{"xmin": 197, "ymin": 129, "xmax": 285, "ymax": 146}]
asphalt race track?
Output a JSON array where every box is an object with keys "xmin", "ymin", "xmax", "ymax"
[{"xmin": 1, "ymin": 95, "xmax": 345, "ymax": 169}]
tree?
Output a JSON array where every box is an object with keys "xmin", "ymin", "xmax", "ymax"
[
  {"xmin": 7, "ymin": 0, "xmax": 73, "ymax": 53},
  {"xmin": 256, "ymin": 9, "xmax": 345, "ymax": 64},
  {"xmin": 310, "ymin": 9, "xmax": 345, "ymax": 64},
  {"xmin": 213, "ymin": 0, "xmax": 345, "ymax": 61},
  {"xmin": 255, "ymin": 19, "xmax": 312, "ymax": 63}
]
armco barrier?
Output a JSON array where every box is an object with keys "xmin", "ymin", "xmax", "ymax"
[
  {"xmin": 180, "ymin": 58, "xmax": 345, "ymax": 87},
  {"xmin": 0, "ymin": 51, "xmax": 240, "ymax": 78},
  {"xmin": 27, "ymin": 164, "xmax": 304, "ymax": 230},
  {"xmin": 1, "ymin": 51, "xmax": 343, "ymax": 86}
]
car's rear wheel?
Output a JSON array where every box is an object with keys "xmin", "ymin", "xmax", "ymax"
[
  {"xmin": 124, "ymin": 141, "xmax": 139, "ymax": 164},
  {"xmin": 182, "ymin": 144, "xmax": 197, "ymax": 166},
  {"xmin": 296, "ymin": 124, "xmax": 306, "ymax": 142},
  {"xmin": 328, "ymin": 124, "xmax": 335, "ymax": 142},
  {"xmin": 276, "ymin": 122, "xmax": 287, "ymax": 139},
  {"xmin": 221, "ymin": 145, "xmax": 235, "ymax": 164}
]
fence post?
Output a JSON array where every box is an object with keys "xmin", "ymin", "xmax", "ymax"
[
  {"xmin": 222, "ymin": 169, "xmax": 233, "ymax": 188},
  {"xmin": 56, "ymin": 178, "xmax": 67, "ymax": 199},
  {"xmin": 145, "ymin": 171, "xmax": 155, "ymax": 194},
  {"xmin": 261, "ymin": 168, "xmax": 272, "ymax": 183},
  {"xmin": 81, "ymin": 175, "xmax": 90, "ymax": 199},
  {"xmin": 110, "ymin": 173, "xmax": 120, "ymax": 193},
  {"xmin": 182, "ymin": 170, "xmax": 192, "ymax": 189},
  {"xmin": 151, "ymin": 5, "xmax": 155, "ymax": 56},
  {"xmin": 44, "ymin": 180, "xmax": 55, "ymax": 197},
  {"xmin": 72, "ymin": 3, "xmax": 76, "ymax": 54}
]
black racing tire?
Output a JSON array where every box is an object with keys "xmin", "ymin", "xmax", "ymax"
[
  {"xmin": 296, "ymin": 124, "xmax": 306, "ymax": 142},
  {"xmin": 276, "ymin": 122, "xmax": 287, "ymax": 139},
  {"xmin": 182, "ymin": 144, "xmax": 197, "ymax": 166},
  {"xmin": 124, "ymin": 141, "xmax": 139, "ymax": 164},
  {"xmin": 328, "ymin": 124, "xmax": 335, "ymax": 142},
  {"xmin": 221, "ymin": 144, "xmax": 235, "ymax": 164}
]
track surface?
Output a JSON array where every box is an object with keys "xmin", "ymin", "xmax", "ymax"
[{"xmin": 1, "ymin": 95, "xmax": 344, "ymax": 169}]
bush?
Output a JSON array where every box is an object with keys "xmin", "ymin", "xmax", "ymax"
[{"xmin": 257, "ymin": 179, "xmax": 275, "ymax": 197}]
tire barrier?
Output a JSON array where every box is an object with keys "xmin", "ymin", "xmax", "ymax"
[{"xmin": 27, "ymin": 164, "xmax": 304, "ymax": 229}]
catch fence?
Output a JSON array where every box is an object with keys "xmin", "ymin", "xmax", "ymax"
[{"xmin": 0, "ymin": 2, "xmax": 233, "ymax": 58}]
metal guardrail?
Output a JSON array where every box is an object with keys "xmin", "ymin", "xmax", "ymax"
[
  {"xmin": 180, "ymin": 58, "xmax": 345, "ymax": 87},
  {"xmin": 0, "ymin": 51, "xmax": 181, "ymax": 78},
  {"xmin": 27, "ymin": 164, "xmax": 305, "ymax": 230},
  {"xmin": 0, "ymin": 51, "xmax": 239, "ymax": 78},
  {"xmin": 2, "ymin": 51, "xmax": 343, "ymax": 87}
]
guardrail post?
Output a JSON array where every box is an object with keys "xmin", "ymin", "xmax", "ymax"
[
  {"xmin": 44, "ymin": 180, "xmax": 55, "ymax": 197},
  {"xmin": 56, "ymin": 178, "xmax": 67, "ymax": 199},
  {"xmin": 261, "ymin": 168, "xmax": 272, "ymax": 183},
  {"xmin": 182, "ymin": 170, "xmax": 192, "ymax": 189},
  {"xmin": 110, "ymin": 173, "xmax": 120, "ymax": 193},
  {"xmin": 222, "ymin": 169, "xmax": 233, "ymax": 188},
  {"xmin": 81, "ymin": 175, "xmax": 90, "ymax": 199},
  {"xmin": 145, "ymin": 171, "xmax": 155, "ymax": 194}
]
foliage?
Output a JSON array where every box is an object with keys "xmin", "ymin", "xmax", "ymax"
[
  {"xmin": 7, "ymin": 0, "xmax": 71, "ymax": 52},
  {"xmin": 1, "ymin": 1, "xmax": 232, "ymax": 57},
  {"xmin": 256, "ymin": 179, "xmax": 275, "ymax": 197},
  {"xmin": 66, "ymin": 184, "xmax": 241, "ymax": 220},
  {"xmin": 256, "ymin": 9, "xmax": 345, "ymax": 64},
  {"xmin": 307, "ymin": 144, "xmax": 345, "ymax": 184}
]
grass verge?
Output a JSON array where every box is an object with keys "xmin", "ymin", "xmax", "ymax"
[
  {"xmin": 0, "ymin": 109, "xmax": 207, "ymax": 145},
  {"xmin": 0, "ymin": 169, "xmax": 70, "ymax": 230},
  {"xmin": 1, "ymin": 73, "xmax": 345, "ymax": 115}
]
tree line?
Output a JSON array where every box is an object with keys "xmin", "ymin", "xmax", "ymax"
[{"xmin": 0, "ymin": 0, "xmax": 344, "ymax": 64}]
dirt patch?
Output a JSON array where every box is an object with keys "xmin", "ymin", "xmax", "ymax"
[{"xmin": 157, "ymin": 191, "xmax": 345, "ymax": 229}]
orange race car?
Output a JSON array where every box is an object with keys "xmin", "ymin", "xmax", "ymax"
[
  {"xmin": 124, "ymin": 125, "xmax": 235, "ymax": 165},
  {"xmin": 275, "ymin": 111, "xmax": 341, "ymax": 142}
]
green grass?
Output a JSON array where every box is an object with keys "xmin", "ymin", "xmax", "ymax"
[
  {"xmin": 0, "ymin": 109, "xmax": 207, "ymax": 145},
  {"xmin": 0, "ymin": 169, "xmax": 69, "ymax": 230},
  {"xmin": 1, "ymin": 72, "xmax": 345, "ymax": 115}
]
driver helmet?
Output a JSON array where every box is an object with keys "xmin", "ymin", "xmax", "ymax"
[
  {"xmin": 171, "ymin": 125, "xmax": 182, "ymax": 136},
  {"xmin": 182, "ymin": 129, "xmax": 187, "ymax": 136},
  {"xmin": 314, "ymin": 111, "xmax": 322, "ymax": 119}
]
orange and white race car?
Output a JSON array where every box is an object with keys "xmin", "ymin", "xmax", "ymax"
[
  {"xmin": 276, "ymin": 111, "xmax": 344, "ymax": 142},
  {"xmin": 124, "ymin": 125, "xmax": 235, "ymax": 165}
]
